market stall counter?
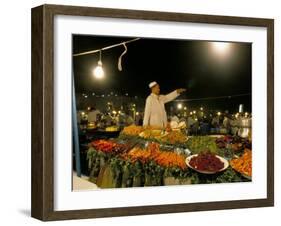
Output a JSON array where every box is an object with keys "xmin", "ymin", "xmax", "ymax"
[{"xmin": 84, "ymin": 125, "xmax": 252, "ymax": 189}]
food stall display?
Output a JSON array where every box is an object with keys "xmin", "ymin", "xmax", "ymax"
[
  {"xmin": 120, "ymin": 125, "xmax": 144, "ymax": 136},
  {"xmin": 86, "ymin": 126, "xmax": 252, "ymax": 188},
  {"xmin": 230, "ymin": 149, "xmax": 252, "ymax": 178}
]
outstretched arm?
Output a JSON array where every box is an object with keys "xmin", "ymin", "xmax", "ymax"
[{"xmin": 161, "ymin": 88, "xmax": 186, "ymax": 104}]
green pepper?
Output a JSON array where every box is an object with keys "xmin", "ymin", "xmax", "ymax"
[
  {"xmin": 132, "ymin": 161, "xmax": 144, "ymax": 187},
  {"xmin": 121, "ymin": 162, "xmax": 131, "ymax": 188},
  {"xmin": 108, "ymin": 158, "xmax": 122, "ymax": 188},
  {"xmin": 89, "ymin": 158, "xmax": 100, "ymax": 183}
]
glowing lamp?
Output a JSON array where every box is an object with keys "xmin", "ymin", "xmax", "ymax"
[{"xmin": 93, "ymin": 60, "xmax": 104, "ymax": 79}]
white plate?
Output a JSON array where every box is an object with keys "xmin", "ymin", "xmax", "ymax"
[{"xmin": 185, "ymin": 154, "xmax": 229, "ymax": 174}]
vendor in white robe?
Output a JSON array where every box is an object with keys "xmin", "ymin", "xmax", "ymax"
[{"xmin": 143, "ymin": 81, "xmax": 186, "ymax": 128}]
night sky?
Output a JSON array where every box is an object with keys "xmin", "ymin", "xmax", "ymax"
[{"xmin": 73, "ymin": 35, "xmax": 252, "ymax": 112}]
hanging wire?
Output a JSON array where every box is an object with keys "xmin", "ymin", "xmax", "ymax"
[
  {"xmin": 98, "ymin": 50, "xmax": 102, "ymax": 63},
  {"xmin": 118, "ymin": 43, "xmax": 128, "ymax": 71},
  {"xmin": 73, "ymin": 38, "xmax": 140, "ymax": 57}
]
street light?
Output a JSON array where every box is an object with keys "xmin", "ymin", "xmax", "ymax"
[
  {"xmin": 177, "ymin": 103, "xmax": 183, "ymax": 110},
  {"xmin": 211, "ymin": 42, "xmax": 231, "ymax": 56}
]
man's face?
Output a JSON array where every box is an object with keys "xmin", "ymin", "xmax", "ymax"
[{"xmin": 152, "ymin": 84, "xmax": 160, "ymax": 95}]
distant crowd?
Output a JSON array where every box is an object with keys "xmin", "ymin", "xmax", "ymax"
[{"xmin": 77, "ymin": 106, "xmax": 251, "ymax": 136}]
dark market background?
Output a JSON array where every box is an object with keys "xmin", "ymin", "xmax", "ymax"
[{"xmin": 72, "ymin": 35, "xmax": 252, "ymax": 114}]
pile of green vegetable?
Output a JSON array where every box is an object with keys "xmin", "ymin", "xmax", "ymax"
[{"xmin": 186, "ymin": 136, "xmax": 218, "ymax": 154}]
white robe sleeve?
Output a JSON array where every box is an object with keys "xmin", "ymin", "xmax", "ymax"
[
  {"xmin": 160, "ymin": 90, "xmax": 179, "ymax": 104},
  {"xmin": 143, "ymin": 96, "xmax": 152, "ymax": 126}
]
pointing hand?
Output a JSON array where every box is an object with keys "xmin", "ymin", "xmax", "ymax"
[{"xmin": 177, "ymin": 88, "xmax": 187, "ymax": 94}]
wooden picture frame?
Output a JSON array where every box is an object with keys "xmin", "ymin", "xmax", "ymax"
[{"xmin": 31, "ymin": 4, "xmax": 274, "ymax": 221}]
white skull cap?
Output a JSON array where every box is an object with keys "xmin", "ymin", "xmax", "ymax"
[{"xmin": 149, "ymin": 81, "xmax": 158, "ymax": 88}]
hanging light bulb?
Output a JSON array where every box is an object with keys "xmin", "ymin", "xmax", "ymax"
[
  {"xmin": 93, "ymin": 60, "xmax": 104, "ymax": 79},
  {"xmin": 93, "ymin": 50, "xmax": 104, "ymax": 79}
]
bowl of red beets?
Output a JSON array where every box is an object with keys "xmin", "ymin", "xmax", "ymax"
[{"xmin": 186, "ymin": 151, "xmax": 229, "ymax": 174}]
